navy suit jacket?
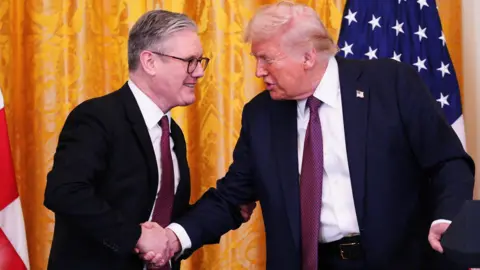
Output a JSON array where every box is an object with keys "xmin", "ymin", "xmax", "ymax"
[{"xmin": 175, "ymin": 57, "xmax": 475, "ymax": 269}]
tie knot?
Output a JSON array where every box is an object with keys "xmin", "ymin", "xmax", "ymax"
[
  {"xmin": 306, "ymin": 96, "xmax": 322, "ymax": 112},
  {"xmin": 159, "ymin": 115, "xmax": 169, "ymax": 133}
]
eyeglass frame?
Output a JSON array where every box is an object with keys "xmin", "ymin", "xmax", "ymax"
[{"xmin": 148, "ymin": 51, "xmax": 210, "ymax": 74}]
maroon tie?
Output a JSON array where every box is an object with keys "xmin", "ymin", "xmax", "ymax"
[
  {"xmin": 300, "ymin": 96, "xmax": 323, "ymax": 270},
  {"xmin": 149, "ymin": 116, "xmax": 174, "ymax": 270}
]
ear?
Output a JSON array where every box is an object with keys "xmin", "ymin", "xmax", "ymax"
[
  {"xmin": 303, "ymin": 47, "xmax": 317, "ymax": 70},
  {"xmin": 139, "ymin": 51, "xmax": 157, "ymax": 76}
]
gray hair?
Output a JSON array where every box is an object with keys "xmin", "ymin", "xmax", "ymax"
[
  {"xmin": 128, "ymin": 10, "xmax": 197, "ymax": 71},
  {"xmin": 244, "ymin": 1, "xmax": 337, "ymax": 56}
]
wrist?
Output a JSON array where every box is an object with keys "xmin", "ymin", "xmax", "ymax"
[{"xmin": 166, "ymin": 228, "xmax": 181, "ymax": 253}]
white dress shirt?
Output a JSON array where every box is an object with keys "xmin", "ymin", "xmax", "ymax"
[
  {"xmin": 129, "ymin": 80, "xmax": 181, "ymax": 206},
  {"xmin": 297, "ymin": 57, "xmax": 360, "ymax": 243},
  {"xmin": 129, "ymin": 80, "xmax": 189, "ymax": 267}
]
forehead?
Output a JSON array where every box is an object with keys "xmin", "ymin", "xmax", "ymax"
[
  {"xmin": 251, "ymin": 38, "xmax": 283, "ymax": 56},
  {"xmin": 163, "ymin": 30, "xmax": 203, "ymax": 57}
]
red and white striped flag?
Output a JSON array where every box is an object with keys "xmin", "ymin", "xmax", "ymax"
[{"xmin": 0, "ymin": 88, "xmax": 29, "ymax": 269}]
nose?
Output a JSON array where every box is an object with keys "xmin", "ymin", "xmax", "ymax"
[
  {"xmin": 255, "ymin": 61, "xmax": 267, "ymax": 78},
  {"xmin": 191, "ymin": 62, "xmax": 205, "ymax": 78}
]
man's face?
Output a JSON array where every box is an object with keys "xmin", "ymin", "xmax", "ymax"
[
  {"xmin": 251, "ymin": 37, "xmax": 313, "ymax": 100},
  {"xmin": 152, "ymin": 30, "xmax": 205, "ymax": 108}
]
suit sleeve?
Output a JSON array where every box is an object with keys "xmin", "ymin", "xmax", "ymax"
[
  {"xmin": 395, "ymin": 63, "xmax": 475, "ymax": 221},
  {"xmin": 173, "ymin": 103, "xmax": 257, "ymax": 253},
  {"xmin": 44, "ymin": 102, "xmax": 141, "ymax": 255}
]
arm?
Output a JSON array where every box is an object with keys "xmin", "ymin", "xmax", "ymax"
[
  {"xmin": 169, "ymin": 103, "xmax": 258, "ymax": 254},
  {"xmin": 396, "ymin": 63, "xmax": 475, "ymax": 222},
  {"xmin": 44, "ymin": 102, "xmax": 141, "ymax": 255}
]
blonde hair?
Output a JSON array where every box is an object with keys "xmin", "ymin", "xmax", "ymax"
[{"xmin": 244, "ymin": 1, "xmax": 338, "ymax": 55}]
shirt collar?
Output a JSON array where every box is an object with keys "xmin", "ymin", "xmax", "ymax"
[
  {"xmin": 128, "ymin": 79, "xmax": 171, "ymax": 131},
  {"xmin": 297, "ymin": 56, "xmax": 341, "ymax": 117}
]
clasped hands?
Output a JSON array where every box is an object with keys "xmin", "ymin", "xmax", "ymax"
[
  {"xmin": 135, "ymin": 202, "xmax": 257, "ymax": 268},
  {"xmin": 135, "ymin": 222, "xmax": 179, "ymax": 268}
]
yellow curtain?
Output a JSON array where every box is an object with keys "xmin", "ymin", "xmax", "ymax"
[{"xmin": 0, "ymin": 0, "xmax": 462, "ymax": 269}]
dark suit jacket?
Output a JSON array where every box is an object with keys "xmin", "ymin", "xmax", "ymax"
[
  {"xmin": 173, "ymin": 57, "xmax": 475, "ymax": 270},
  {"xmin": 44, "ymin": 83, "xmax": 233, "ymax": 270}
]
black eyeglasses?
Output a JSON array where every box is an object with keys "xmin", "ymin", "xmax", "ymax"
[{"xmin": 149, "ymin": 51, "xmax": 210, "ymax": 74}]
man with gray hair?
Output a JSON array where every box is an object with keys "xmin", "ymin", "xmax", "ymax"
[
  {"xmin": 44, "ymin": 10, "xmax": 252, "ymax": 270},
  {"xmin": 144, "ymin": 1, "xmax": 474, "ymax": 270}
]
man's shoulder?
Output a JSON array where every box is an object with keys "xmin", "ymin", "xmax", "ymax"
[
  {"xmin": 337, "ymin": 56, "xmax": 416, "ymax": 79},
  {"xmin": 70, "ymin": 83, "xmax": 127, "ymax": 117},
  {"xmin": 243, "ymin": 90, "xmax": 273, "ymax": 111}
]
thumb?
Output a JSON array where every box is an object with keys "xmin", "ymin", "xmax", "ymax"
[
  {"xmin": 428, "ymin": 230, "xmax": 444, "ymax": 253},
  {"xmin": 141, "ymin": 222, "xmax": 158, "ymax": 229},
  {"xmin": 430, "ymin": 238, "xmax": 444, "ymax": 253}
]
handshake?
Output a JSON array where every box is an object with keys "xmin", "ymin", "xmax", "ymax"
[
  {"xmin": 133, "ymin": 203, "xmax": 257, "ymax": 268},
  {"xmin": 134, "ymin": 222, "xmax": 180, "ymax": 269}
]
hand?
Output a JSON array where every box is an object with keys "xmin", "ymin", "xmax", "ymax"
[
  {"xmin": 428, "ymin": 222, "xmax": 450, "ymax": 253},
  {"xmin": 135, "ymin": 222, "xmax": 171, "ymax": 267},
  {"xmin": 240, "ymin": 202, "xmax": 256, "ymax": 222},
  {"xmin": 144, "ymin": 228, "xmax": 181, "ymax": 267}
]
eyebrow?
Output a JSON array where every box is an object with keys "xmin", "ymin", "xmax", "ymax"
[
  {"xmin": 183, "ymin": 52, "xmax": 204, "ymax": 59},
  {"xmin": 250, "ymin": 52, "xmax": 265, "ymax": 57}
]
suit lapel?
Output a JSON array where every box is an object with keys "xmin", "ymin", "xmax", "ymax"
[
  {"xmin": 120, "ymin": 84, "xmax": 159, "ymax": 204},
  {"xmin": 337, "ymin": 56, "xmax": 368, "ymax": 229},
  {"xmin": 170, "ymin": 120, "xmax": 190, "ymax": 220},
  {"xmin": 271, "ymin": 99, "xmax": 301, "ymax": 249}
]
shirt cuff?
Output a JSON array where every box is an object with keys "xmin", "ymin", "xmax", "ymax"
[
  {"xmin": 166, "ymin": 223, "xmax": 192, "ymax": 258},
  {"xmin": 431, "ymin": 219, "xmax": 452, "ymax": 227}
]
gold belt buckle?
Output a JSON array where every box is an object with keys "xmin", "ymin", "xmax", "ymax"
[{"xmin": 339, "ymin": 242, "xmax": 360, "ymax": 260}]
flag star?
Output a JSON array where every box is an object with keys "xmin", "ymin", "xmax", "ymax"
[
  {"xmin": 436, "ymin": 93, "xmax": 450, "ymax": 108},
  {"xmin": 365, "ymin": 46, "xmax": 378, "ymax": 60},
  {"xmin": 413, "ymin": 57, "xmax": 427, "ymax": 72},
  {"xmin": 437, "ymin": 61, "xmax": 451, "ymax": 77},
  {"xmin": 439, "ymin": 32, "xmax": 446, "ymax": 46},
  {"xmin": 368, "ymin": 14, "xmax": 381, "ymax": 31},
  {"xmin": 344, "ymin": 9, "xmax": 357, "ymax": 25},
  {"xmin": 398, "ymin": 0, "xmax": 406, "ymax": 3},
  {"xmin": 414, "ymin": 26, "xmax": 428, "ymax": 42},
  {"xmin": 417, "ymin": 0, "xmax": 430, "ymax": 10},
  {"xmin": 392, "ymin": 20, "xmax": 404, "ymax": 36},
  {"xmin": 391, "ymin": 51, "xmax": 402, "ymax": 62},
  {"xmin": 340, "ymin": 41, "xmax": 354, "ymax": 57}
]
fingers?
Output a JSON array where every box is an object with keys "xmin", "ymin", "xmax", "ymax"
[
  {"xmin": 143, "ymin": 251, "xmax": 170, "ymax": 268},
  {"xmin": 428, "ymin": 222, "xmax": 449, "ymax": 253},
  {"xmin": 429, "ymin": 237, "xmax": 444, "ymax": 253},
  {"xmin": 151, "ymin": 253, "xmax": 167, "ymax": 266},
  {"xmin": 240, "ymin": 202, "xmax": 256, "ymax": 221},
  {"xmin": 428, "ymin": 229, "xmax": 444, "ymax": 253},
  {"xmin": 140, "ymin": 251, "xmax": 157, "ymax": 261}
]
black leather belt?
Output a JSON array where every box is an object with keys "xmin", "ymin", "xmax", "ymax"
[{"xmin": 318, "ymin": 235, "xmax": 363, "ymax": 260}]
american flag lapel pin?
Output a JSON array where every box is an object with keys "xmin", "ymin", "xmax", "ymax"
[{"xmin": 356, "ymin": 90, "xmax": 364, "ymax": 98}]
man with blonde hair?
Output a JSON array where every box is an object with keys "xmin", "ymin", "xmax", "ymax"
[
  {"xmin": 144, "ymin": 2, "xmax": 474, "ymax": 269},
  {"xmin": 44, "ymin": 9, "xmax": 253, "ymax": 270}
]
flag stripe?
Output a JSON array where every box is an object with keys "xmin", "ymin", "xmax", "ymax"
[
  {"xmin": 0, "ymin": 198, "xmax": 29, "ymax": 269},
  {"xmin": 0, "ymin": 228, "xmax": 26, "ymax": 270},
  {"xmin": 0, "ymin": 108, "xmax": 18, "ymax": 211},
  {"xmin": 451, "ymin": 116, "xmax": 466, "ymax": 149}
]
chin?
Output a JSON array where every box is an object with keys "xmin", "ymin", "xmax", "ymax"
[
  {"xmin": 181, "ymin": 96, "xmax": 196, "ymax": 106},
  {"xmin": 269, "ymin": 91, "xmax": 285, "ymax": 100}
]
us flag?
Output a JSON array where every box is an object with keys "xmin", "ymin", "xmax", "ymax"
[{"xmin": 337, "ymin": 0, "xmax": 466, "ymax": 149}]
